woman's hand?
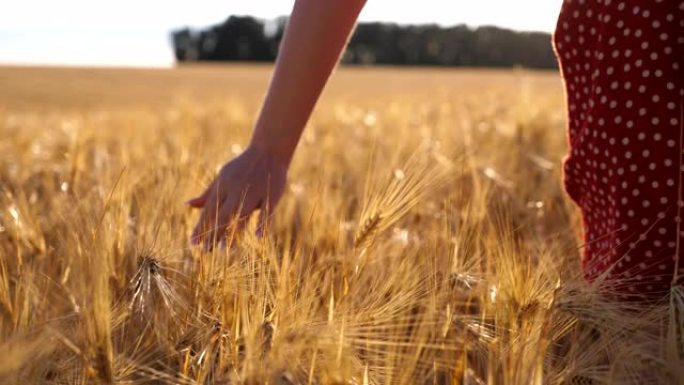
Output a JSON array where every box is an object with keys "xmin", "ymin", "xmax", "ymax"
[
  {"xmin": 188, "ymin": 0, "xmax": 366, "ymax": 248},
  {"xmin": 187, "ymin": 145, "xmax": 288, "ymax": 249}
]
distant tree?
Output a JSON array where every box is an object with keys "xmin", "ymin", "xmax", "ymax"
[
  {"xmin": 264, "ymin": 16, "xmax": 288, "ymax": 57},
  {"xmin": 171, "ymin": 17, "xmax": 558, "ymax": 70},
  {"xmin": 196, "ymin": 16, "xmax": 273, "ymax": 62},
  {"xmin": 171, "ymin": 28, "xmax": 199, "ymax": 62}
]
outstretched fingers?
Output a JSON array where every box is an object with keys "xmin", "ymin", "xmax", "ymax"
[
  {"xmin": 202, "ymin": 195, "xmax": 238, "ymax": 250},
  {"xmin": 190, "ymin": 181, "xmax": 223, "ymax": 245},
  {"xmin": 200, "ymin": 189, "xmax": 262, "ymax": 250},
  {"xmin": 227, "ymin": 194, "xmax": 262, "ymax": 245}
]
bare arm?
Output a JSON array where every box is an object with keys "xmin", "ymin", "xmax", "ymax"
[
  {"xmin": 251, "ymin": 0, "xmax": 367, "ymax": 163},
  {"xmin": 188, "ymin": 0, "xmax": 367, "ymax": 247}
]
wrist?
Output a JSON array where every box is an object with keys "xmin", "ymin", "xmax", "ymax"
[{"xmin": 248, "ymin": 136, "xmax": 295, "ymax": 165}]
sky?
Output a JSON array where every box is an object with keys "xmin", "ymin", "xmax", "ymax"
[{"xmin": 0, "ymin": 0, "xmax": 564, "ymax": 67}]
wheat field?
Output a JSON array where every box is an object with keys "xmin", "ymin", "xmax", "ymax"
[{"xmin": 0, "ymin": 65, "xmax": 682, "ymax": 385}]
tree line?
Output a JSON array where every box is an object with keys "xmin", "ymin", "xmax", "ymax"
[{"xmin": 171, "ymin": 16, "xmax": 558, "ymax": 69}]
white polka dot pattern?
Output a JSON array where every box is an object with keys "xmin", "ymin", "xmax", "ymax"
[{"xmin": 554, "ymin": 0, "xmax": 684, "ymax": 298}]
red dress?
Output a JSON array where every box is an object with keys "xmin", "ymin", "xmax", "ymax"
[{"xmin": 554, "ymin": 0, "xmax": 684, "ymax": 298}]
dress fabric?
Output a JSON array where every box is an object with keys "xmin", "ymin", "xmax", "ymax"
[{"xmin": 554, "ymin": 0, "xmax": 684, "ymax": 297}]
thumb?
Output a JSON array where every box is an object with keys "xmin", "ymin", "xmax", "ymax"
[
  {"xmin": 186, "ymin": 181, "xmax": 216, "ymax": 208},
  {"xmin": 186, "ymin": 196, "xmax": 206, "ymax": 208}
]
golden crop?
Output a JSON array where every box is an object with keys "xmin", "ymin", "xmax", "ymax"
[{"xmin": 0, "ymin": 65, "xmax": 681, "ymax": 384}]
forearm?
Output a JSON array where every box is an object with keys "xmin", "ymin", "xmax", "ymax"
[{"xmin": 249, "ymin": 0, "xmax": 366, "ymax": 163}]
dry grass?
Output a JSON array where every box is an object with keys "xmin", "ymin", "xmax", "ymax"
[{"xmin": 0, "ymin": 64, "xmax": 682, "ymax": 384}]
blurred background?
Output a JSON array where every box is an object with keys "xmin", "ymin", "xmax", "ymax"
[{"xmin": 0, "ymin": 0, "xmax": 563, "ymax": 69}]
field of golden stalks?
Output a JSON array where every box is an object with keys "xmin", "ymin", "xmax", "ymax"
[{"xmin": 0, "ymin": 64, "xmax": 682, "ymax": 385}]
